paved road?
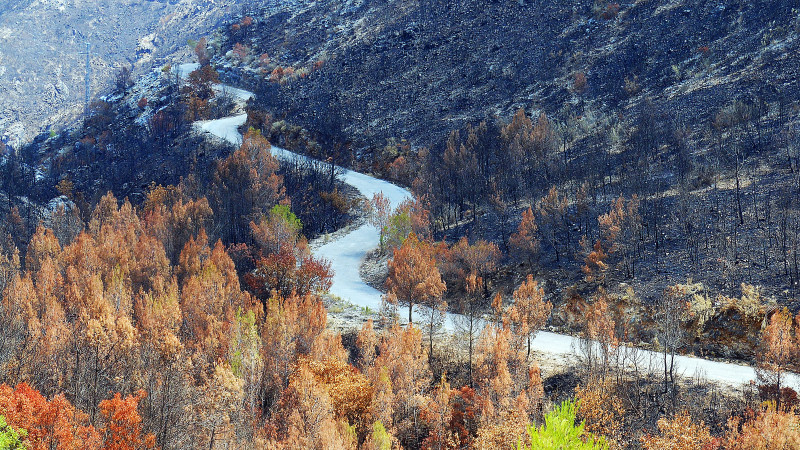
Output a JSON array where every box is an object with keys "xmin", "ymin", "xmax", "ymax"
[{"xmin": 192, "ymin": 76, "xmax": 800, "ymax": 391}]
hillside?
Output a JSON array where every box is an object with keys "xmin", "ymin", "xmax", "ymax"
[
  {"xmin": 6, "ymin": 0, "xmax": 800, "ymax": 357},
  {"xmin": 216, "ymin": 0, "xmax": 799, "ymax": 150},
  {"xmin": 2, "ymin": 2, "xmax": 800, "ymax": 448},
  {"xmin": 0, "ymin": 0, "xmax": 243, "ymax": 144},
  {"xmin": 200, "ymin": 0, "xmax": 800, "ymax": 310}
]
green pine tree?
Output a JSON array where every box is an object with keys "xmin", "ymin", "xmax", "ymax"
[{"xmin": 518, "ymin": 400, "xmax": 608, "ymax": 450}]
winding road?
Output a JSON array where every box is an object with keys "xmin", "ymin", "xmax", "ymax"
[{"xmin": 183, "ymin": 63, "xmax": 800, "ymax": 391}]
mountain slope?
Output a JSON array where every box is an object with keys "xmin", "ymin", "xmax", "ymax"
[
  {"xmin": 0, "ymin": 0, "xmax": 244, "ymax": 144},
  {"xmin": 219, "ymin": 0, "xmax": 800, "ymax": 151}
]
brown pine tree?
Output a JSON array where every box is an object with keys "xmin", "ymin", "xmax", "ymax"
[
  {"xmin": 99, "ymin": 390, "xmax": 157, "ymax": 450},
  {"xmin": 421, "ymin": 375, "xmax": 457, "ymax": 450},
  {"xmin": 581, "ymin": 290, "xmax": 618, "ymax": 382},
  {"xmin": 211, "ymin": 128, "xmax": 286, "ymax": 243},
  {"xmin": 598, "ymin": 195, "xmax": 641, "ymax": 279},
  {"xmin": 756, "ymin": 307, "xmax": 795, "ymax": 409},
  {"xmin": 369, "ymin": 324, "xmax": 431, "ymax": 448},
  {"xmin": 509, "ymin": 207, "xmax": 540, "ymax": 267},
  {"xmin": 509, "ymin": 275, "xmax": 551, "ymax": 360},
  {"xmin": 386, "ymin": 233, "xmax": 446, "ymax": 325}
]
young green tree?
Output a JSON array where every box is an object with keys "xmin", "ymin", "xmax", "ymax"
[
  {"xmin": 0, "ymin": 415, "xmax": 25, "ymax": 449},
  {"xmin": 362, "ymin": 421, "xmax": 394, "ymax": 450},
  {"xmin": 518, "ymin": 400, "xmax": 608, "ymax": 450}
]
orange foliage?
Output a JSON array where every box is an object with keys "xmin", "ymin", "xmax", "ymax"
[
  {"xmin": 232, "ymin": 43, "xmax": 251, "ymax": 62},
  {"xmin": 187, "ymin": 65, "xmax": 219, "ymax": 101},
  {"xmin": 305, "ymin": 357, "xmax": 373, "ymax": 435},
  {"xmin": 25, "ymin": 226, "xmax": 61, "ymax": 275},
  {"xmin": 245, "ymin": 247, "xmax": 332, "ymax": 300},
  {"xmin": 180, "ymin": 239, "xmax": 247, "ymax": 359},
  {"xmin": 267, "ymin": 363, "xmax": 351, "ymax": 449},
  {"xmin": 399, "ymin": 196, "xmax": 432, "ymax": 241},
  {"xmin": 582, "ymin": 290, "xmax": 618, "ymax": 381},
  {"xmin": 369, "ymin": 324, "xmax": 431, "ymax": 447},
  {"xmin": 98, "ymin": 390, "xmax": 156, "ymax": 450},
  {"xmin": 258, "ymin": 294, "xmax": 328, "ymax": 411},
  {"xmin": 0, "ymin": 181, "xmax": 342, "ymax": 447},
  {"xmin": 356, "ymin": 319, "xmax": 378, "ymax": 372},
  {"xmin": 574, "ymin": 381, "xmax": 624, "ymax": 439},
  {"xmin": 386, "ymin": 233, "xmax": 446, "ymax": 323},
  {"xmin": 598, "ymin": 195, "xmax": 641, "ymax": 278},
  {"xmin": 0, "ymin": 383, "xmax": 166, "ymax": 449},
  {"xmin": 142, "ymin": 184, "xmax": 213, "ymax": 262},
  {"xmin": 132, "ymin": 277, "xmax": 182, "ymax": 361},
  {"xmin": 581, "ymin": 236, "xmax": 609, "ymax": 283},
  {"xmin": 249, "ymin": 210, "xmax": 305, "ymax": 258},
  {"xmin": 270, "ymin": 66, "xmax": 284, "ymax": 82},
  {"xmin": 192, "ymin": 364, "xmax": 245, "ymax": 448},
  {"xmin": 0, "ymin": 383, "xmax": 101, "ymax": 449},
  {"xmin": 724, "ymin": 403, "xmax": 800, "ymax": 449},
  {"xmin": 473, "ymin": 321, "xmax": 537, "ymax": 448},
  {"xmin": 509, "ymin": 207, "xmax": 540, "ymax": 266},
  {"xmin": 756, "ymin": 307, "xmax": 796, "ymax": 408},
  {"xmin": 212, "ymin": 129, "xmax": 286, "ymax": 243},
  {"xmin": 442, "ymin": 236, "xmax": 501, "ymax": 283},
  {"xmin": 509, "ymin": 274, "xmax": 552, "ymax": 359},
  {"xmin": 641, "ymin": 412, "xmax": 717, "ymax": 450},
  {"xmin": 194, "ymin": 37, "xmax": 209, "ymax": 66},
  {"xmin": 449, "ymin": 386, "xmax": 478, "ymax": 448},
  {"xmin": 259, "ymin": 53, "xmax": 271, "ymax": 69},
  {"xmin": 421, "ymin": 376, "xmax": 458, "ymax": 450}
]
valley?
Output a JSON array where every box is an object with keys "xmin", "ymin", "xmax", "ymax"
[{"xmin": 1, "ymin": 1, "xmax": 800, "ymax": 448}]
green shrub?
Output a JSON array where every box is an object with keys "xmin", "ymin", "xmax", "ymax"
[
  {"xmin": 270, "ymin": 204, "xmax": 302, "ymax": 233},
  {"xmin": 518, "ymin": 400, "xmax": 608, "ymax": 450},
  {"xmin": 0, "ymin": 415, "xmax": 26, "ymax": 449}
]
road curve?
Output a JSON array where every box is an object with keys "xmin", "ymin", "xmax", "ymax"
[{"xmin": 190, "ymin": 74, "xmax": 800, "ymax": 391}]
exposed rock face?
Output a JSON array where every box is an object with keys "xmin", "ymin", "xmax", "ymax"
[{"xmin": 0, "ymin": 0, "xmax": 246, "ymax": 144}]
